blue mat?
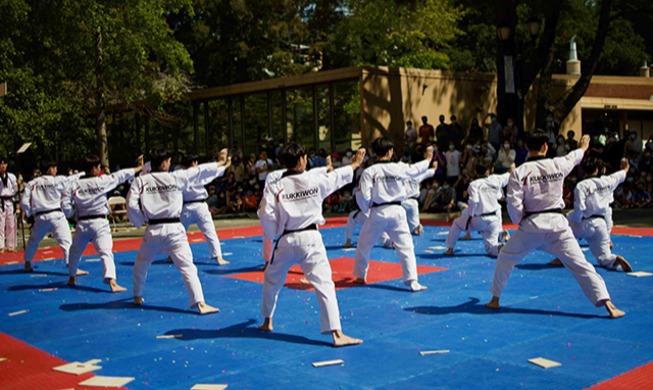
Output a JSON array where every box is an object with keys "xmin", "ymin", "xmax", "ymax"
[{"xmin": 1, "ymin": 225, "xmax": 652, "ymax": 389}]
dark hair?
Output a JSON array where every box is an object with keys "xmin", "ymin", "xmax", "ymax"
[
  {"xmin": 582, "ymin": 156, "xmax": 600, "ymax": 175},
  {"xmin": 525, "ymin": 130, "xmax": 549, "ymax": 151},
  {"xmin": 475, "ymin": 161, "xmax": 490, "ymax": 176},
  {"xmin": 150, "ymin": 148, "xmax": 171, "ymax": 171},
  {"xmin": 279, "ymin": 142, "xmax": 307, "ymax": 169},
  {"xmin": 182, "ymin": 154, "xmax": 199, "ymax": 167},
  {"xmin": 81, "ymin": 154, "xmax": 101, "ymax": 174},
  {"xmin": 0, "ymin": 157, "xmax": 7, "ymax": 164},
  {"xmin": 371, "ymin": 137, "xmax": 394, "ymax": 157},
  {"xmin": 41, "ymin": 161, "xmax": 57, "ymax": 171}
]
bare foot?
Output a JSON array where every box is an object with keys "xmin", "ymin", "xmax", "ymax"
[
  {"xmin": 134, "ymin": 296, "xmax": 144, "ymax": 305},
  {"xmin": 409, "ymin": 281, "xmax": 427, "ymax": 292},
  {"xmin": 605, "ymin": 300, "xmax": 625, "ymax": 318},
  {"xmin": 24, "ymin": 262, "xmax": 34, "ymax": 273},
  {"xmin": 460, "ymin": 232, "xmax": 471, "ymax": 241},
  {"xmin": 447, "ymin": 213, "xmax": 460, "ymax": 223},
  {"xmin": 343, "ymin": 240, "xmax": 352, "ymax": 248},
  {"xmin": 67, "ymin": 276, "xmax": 76, "ymax": 286},
  {"xmin": 332, "ymin": 330, "xmax": 363, "ymax": 347},
  {"xmin": 8, "ymin": 248, "xmax": 17, "ymax": 252},
  {"xmin": 500, "ymin": 230, "xmax": 510, "ymax": 242},
  {"xmin": 76, "ymin": 269, "xmax": 89, "ymax": 276},
  {"xmin": 109, "ymin": 279, "xmax": 127, "ymax": 293},
  {"xmin": 609, "ymin": 240, "xmax": 613, "ymax": 249},
  {"xmin": 614, "ymin": 256, "xmax": 632, "ymax": 272},
  {"xmin": 352, "ymin": 277, "xmax": 366, "ymax": 285},
  {"xmin": 258, "ymin": 317, "xmax": 273, "ymax": 332},
  {"xmin": 548, "ymin": 258, "xmax": 563, "ymax": 267},
  {"xmin": 299, "ymin": 278, "xmax": 310, "ymax": 284},
  {"xmin": 413, "ymin": 225, "xmax": 424, "ymax": 236},
  {"xmin": 443, "ymin": 248, "xmax": 454, "ymax": 256},
  {"xmin": 215, "ymin": 257, "xmax": 230, "ymax": 266},
  {"xmin": 485, "ymin": 296, "xmax": 500, "ymax": 310},
  {"xmin": 497, "ymin": 244, "xmax": 505, "ymax": 253},
  {"xmin": 196, "ymin": 301, "xmax": 220, "ymax": 315},
  {"xmin": 166, "ymin": 256, "xmax": 173, "ymax": 263}
]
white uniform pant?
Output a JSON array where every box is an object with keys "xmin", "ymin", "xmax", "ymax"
[
  {"xmin": 401, "ymin": 198, "xmax": 421, "ymax": 233},
  {"xmin": 490, "ymin": 227, "xmax": 610, "ymax": 306},
  {"xmin": 568, "ymin": 217, "xmax": 617, "ymax": 269},
  {"xmin": 262, "ymin": 230, "xmax": 341, "ymax": 334},
  {"xmin": 445, "ymin": 211, "xmax": 502, "ymax": 257},
  {"xmin": 24, "ymin": 211, "xmax": 71, "ymax": 264},
  {"xmin": 345, "ymin": 210, "xmax": 392, "ymax": 247},
  {"xmin": 181, "ymin": 202, "xmax": 222, "ymax": 259},
  {"xmin": 262, "ymin": 237, "xmax": 274, "ymax": 262},
  {"xmin": 0, "ymin": 200, "xmax": 17, "ymax": 249},
  {"xmin": 68, "ymin": 219, "xmax": 116, "ymax": 280},
  {"xmin": 133, "ymin": 223, "xmax": 204, "ymax": 307},
  {"xmin": 353, "ymin": 205, "xmax": 418, "ymax": 284}
]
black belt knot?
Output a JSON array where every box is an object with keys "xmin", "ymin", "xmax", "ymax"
[
  {"xmin": 371, "ymin": 201, "xmax": 401, "ymax": 208},
  {"xmin": 270, "ymin": 224, "xmax": 318, "ymax": 265},
  {"xmin": 35, "ymin": 208, "xmax": 62, "ymax": 217},
  {"xmin": 524, "ymin": 208, "xmax": 564, "ymax": 218},
  {"xmin": 77, "ymin": 214, "xmax": 107, "ymax": 221},
  {"xmin": 148, "ymin": 218, "xmax": 181, "ymax": 225},
  {"xmin": 583, "ymin": 214, "xmax": 604, "ymax": 220}
]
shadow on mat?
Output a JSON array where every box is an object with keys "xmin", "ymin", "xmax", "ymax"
[
  {"xmin": 166, "ymin": 319, "xmax": 332, "ymax": 347},
  {"xmin": 204, "ymin": 265, "xmax": 264, "ymax": 275},
  {"xmin": 516, "ymin": 263, "xmax": 561, "ymax": 271},
  {"xmin": 419, "ymin": 252, "xmax": 491, "ymax": 260},
  {"xmin": 60, "ymin": 298, "xmax": 194, "ymax": 314},
  {"xmin": 0, "ymin": 268, "xmax": 70, "ymax": 276},
  {"xmin": 405, "ymin": 297, "xmax": 602, "ymax": 319},
  {"xmin": 9, "ymin": 282, "xmax": 107, "ymax": 293},
  {"xmin": 119, "ymin": 260, "xmax": 172, "ymax": 266}
]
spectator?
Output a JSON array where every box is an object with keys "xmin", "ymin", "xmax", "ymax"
[
  {"xmin": 207, "ymin": 186, "xmax": 220, "ymax": 215},
  {"xmin": 341, "ymin": 148, "xmax": 354, "ymax": 165},
  {"xmin": 419, "ymin": 115, "xmax": 435, "ymax": 145},
  {"xmin": 449, "ymin": 115, "xmax": 465, "ymax": 150},
  {"xmin": 435, "ymin": 115, "xmax": 449, "ymax": 150},
  {"xmin": 444, "ymin": 141, "xmax": 462, "ymax": 184},
  {"xmin": 242, "ymin": 190, "xmax": 258, "ymax": 211},
  {"xmin": 404, "ymin": 120, "xmax": 418, "ymax": 155},
  {"xmin": 255, "ymin": 151, "xmax": 274, "ymax": 189},
  {"xmin": 501, "ymin": 117, "xmax": 519, "ymax": 145},
  {"xmin": 566, "ymin": 130, "xmax": 579, "ymax": 151},
  {"xmin": 466, "ymin": 118, "xmax": 484, "ymax": 145},
  {"xmin": 432, "ymin": 144, "xmax": 447, "ymax": 184},
  {"xmin": 227, "ymin": 155, "xmax": 246, "ymax": 184},
  {"xmin": 495, "ymin": 140, "xmax": 516, "ymax": 173},
  {"xmin": 633, "ymin": 181, "xmax": 652, "ymax": 208},
  {"xmin": 555, "ymin": 135, "xmax": 570, "ymax": 157},
  {"xmin": 624, "ymin": 129, "xmax": 643, "ymax": 156},
  {"xmin": 424, "ymin": 180, "xmax": 456, "ymax": 212},
  {"xmin": 485, "ymin": 113, "xmax": 503, "ymax": 152}
]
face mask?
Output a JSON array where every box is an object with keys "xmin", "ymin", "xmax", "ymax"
[
  {"xmin": 631, "ymin": 135, "xmax": 636, "ymax": 139},
  {"xmin": 466, "ymin": 145, "xmax": 472, "ymax": 150},
  {"xmin": 504, "ymin": 144, "xmax": 510, "ymax": 148},
  {"xmin": 433, "ymin": 147, "xmax": 438, "ymax": 152},
  {"xmin": 449, "ymin": 145, "xmax": 455, "ymax": 150},
  {"xmin": 442, "ymin": 185, "xmax": 449, "ymax": 189},
  {"xmin": 346, "ymin": 152, "xmax": 352, "ymax": 157}
]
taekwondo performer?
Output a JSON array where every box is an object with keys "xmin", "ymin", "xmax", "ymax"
[
  {"xmin": 343, "ymin": 188, "xmax": 393, "ymax": 249},
  {"xmin": 549, "ymin": 156, "xmax": 632, "ymax": 272},
  {"xmin": 444, "ymin": 161, "xmax": 513, "ymax": 257},
  {"xmin": 63, "ymin": 154, "xmax": 143, "ymax": 291},
  {"xmin": 485, "ymin": 131, "xmax": 625, "ymax": 318},
  {"xmin": 127, "ymin": 148, "xmax": 230, "ymax": 314},
  {"xmin": 402, "ymin": 164, "xmax": 436, "ymax": 236},
  {"xmin": 258, "ymin": 142, "xmax": 365, "ymax": 347},
  {"xmin": 352, "ymin": 137, "xmax": 435, "ymax": 292},
  {"xmin": 0, "ymin": 157, "xmax": 19, "ymax": 252},
  {"xmin": 21, "ymin": 161, "xmax": 84, "ymax": 273},
  {"xmin": 180, "ymin": 154, "xmax": 229, "ymax": 265}
]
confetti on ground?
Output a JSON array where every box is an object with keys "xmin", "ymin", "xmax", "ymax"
[
  {"xmin": 30, "ymin": 274, "xmax": 47, "ymax": 277},
  {"xmin": 39, "ymin": 288, "xmax": 58, "ymax": 292},
  {"xmin": 581, "ymin": 247, "xmax": 589, "ymax": 252},
  {"xmin": 85, "ymin": 258, "xmax": 101, "ymax": 263},
  {"xmin": 627, "ymin": 271, "xmax": 653, "ymax": 277},
  {"xmin": 77, "ymin": 375, "xmax": 135, "ymax": 387},
  {"xmin": 52, "ymin": 361, "xmax": 102, "ymax": 375},
  {"xmin": 528, "ymin": 357, "xmax": 561, "ymax": 369},
  {"xmin": 312, "ymin": 359, "xmax": 344, "ymax": 368},
  {"xmin": 342, "ymin": 248, "xmax": 356, "ymax": 252},
  {"xmin": 419, "ymin": 350, "xmax": 450, "ymax": 356},
  {"xmin": 222, "ymin": 252, "xmax": 233, "ymax": 256},
  {"xmin": 156, "ymin": 334, "xmax": 183, "ymax": 339},
  {"xmin": 429, "ymin": 246, "xmax": 447, "ymax": 250},
  {"xmin": 423, "ymin": 250, "xmax": 434, "ymax": 254},
  {"xmin": 5, "ymin": 261, "xmax": 19, "ymax": 265},
  {"xmin": 436, "ymin": 232, "xmax": 448, "ymax": 236},
  {"xmin": 8, "ymin": 310, "xmax": 28, "ymax": 317}
]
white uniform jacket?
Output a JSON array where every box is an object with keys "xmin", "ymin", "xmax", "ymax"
[
  {"xmin": 467, "ymin": 172, "xmax": 510, "ymax": 217},
  {"xmin": 356, "ymin": 159, "xmax": 430, "ymax": 214},
  {"xmin": 568, "ymin": 170, "xmax": 626, "ymax": 224},
  {"xmin": 258, "ymin": 166, "xmax": 353, "ymax": 240},
  {"xmin": 62, "ymin": 169, "xmax": 136, "ymax": 219},
  {"xmin": 506, "ymin": 149, "xmax": 583, "ymax": 232},
  {"xmin": 21, "ymin": 173, "xmax": 85, "ymax": 217},
  {"xmin": 127, "ymin": 164, "xmax": 224, "ymax": 228}
]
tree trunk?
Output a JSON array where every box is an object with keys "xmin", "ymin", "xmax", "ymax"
[
  {"xmin": 96, "ymin": 25, "xmax": 109, "ymax": 169},
  {"xmin": 548, "ymin": 0, "xmax": 612, "ymax": 125}
]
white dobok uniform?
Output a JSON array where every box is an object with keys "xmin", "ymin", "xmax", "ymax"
[
  {"xmin": 62, "ymin": 169, "xmax": 137, "ymax": 280},
  {"xmin": 402, "ymin": 169, "xmax": 435, "ymax": 233},
  {"xmin": 21, "ymin": 172, "xmax": 85, "ymax": 264},
  {"xmin": 353, "ymin": 159, "xmax": 430, "ymax": 284},
  {"xmin": 0, "ymin": 172, "xmax": 19, "ymax": 250},
  {"xmin": 345, "ymin": 189, "xmax": 392, "ymax": 247},
  {"xmin": 127, "ymin": 163, "xmax": 225, "ymax": 307},
  {"xmin": 445, "ymin": 172, "xmax": 509, "ymax": 257},
  {"xmin": 566, "ymin": 170, "xmax": 626, "ymax": 269},
  {"xmin": 490, "ymin": 150, "xmax": 611, "ymax": 306},
  {"xmin": 258, "ymin": 166, "xmax": 354, "ymax": 334},
  {"xmin": 181, "ymin": 167, "xmax": 228, "ymax": 260}
]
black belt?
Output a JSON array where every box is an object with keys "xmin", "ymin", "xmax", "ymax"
[
  {"xmin": 35, "ymin": 208, "xmax": 62, "ymax": 217},
  {"xmin": 183, "ymin": 199, "xmax": 207, "ymax": 205},
  {"xmin": 583, "ymin": 214, "xmax": 605, "ymax": 220},
  {"xmin": 77, "ymin": 214, "xmax": 107, "ymax": 221},
  {"xmin": 0, "ymin": 196, "xmax": 13, "ymax": 212},
  {"xmin": 148, "ymin": 218, "xmax": 181, "ymax": 225},
  {"xmin": 409, "ymin": 196, "xmax": 419, "ymax": 201},
  {"xmin": 466, "ymin": 210, "xmax": 498, "ymax": 230},
  {"xmin": 524, "ymin": 208, "xmax": 564, "ymax": 218},
  {"xmin": 371, "ymin": 201, "xmax": 401, "ymax": 208},
  {"xmin": 270, "ymin": 224, "xmax": 318, "ymax": 264}
]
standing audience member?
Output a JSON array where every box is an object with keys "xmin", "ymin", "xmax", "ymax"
[
  {"xmin": 0, "ymin": 157, "xmax": 19, "ymax": 253},
  {"xmin": 419, "ymin": 116, "xmax": 435, "ymax": 146}
]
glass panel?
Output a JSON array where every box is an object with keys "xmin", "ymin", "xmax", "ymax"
[
  {"xmin": 243, "ymin": 93, "xmax": 269, "ymax": 158},
  {"xmin": 333, "ymin": 80, "xmax": 360, "ymax": 154},
  {"xmin": 269, "ymin": 91, "xmax": 284, "ymax": 145},
  {"xmin": 286, "ymin": 87, "xmax": 314, "ymax": 150},
  {"xmin": 316, "ymin": 85, "xmax": 331, "ymax": 155},
  {"xmin": 207, "ymin": 99, "xmax": 230, "ymax": 158}
]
